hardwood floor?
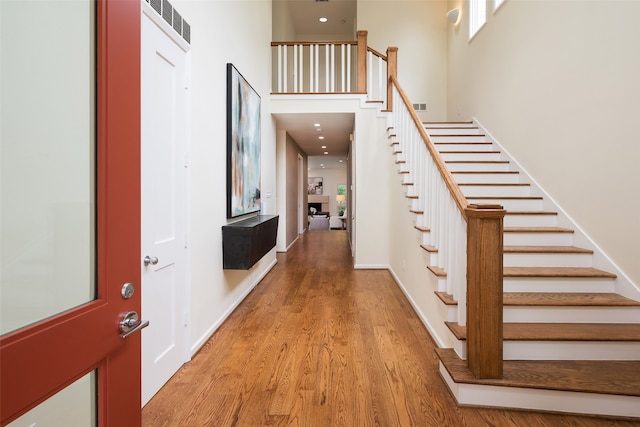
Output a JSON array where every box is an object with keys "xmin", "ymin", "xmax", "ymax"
[{"xmin": 143, "ymin": 231, "xmax": 636, "ymax": 426}]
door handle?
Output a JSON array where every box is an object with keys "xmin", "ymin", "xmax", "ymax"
[
  {"xmin": 143, "ymin": 255, "xmax": 159, "ymax": 266},
  {"xmin": 119, "ymin": 311, "xmax": 149, "ymax": 339}
]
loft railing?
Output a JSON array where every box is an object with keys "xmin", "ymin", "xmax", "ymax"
[
  {"xmin": 389, "ymin": 74, "xmax": 506, "ymax": 379},
  {"xmin": 271, "ymin": 31, "xmax": 389, "ymax": 107}
]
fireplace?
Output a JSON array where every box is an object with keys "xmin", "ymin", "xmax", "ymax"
[{"xmin": 308, "ymin": 202, "xmax": 322, "ymax": 214}]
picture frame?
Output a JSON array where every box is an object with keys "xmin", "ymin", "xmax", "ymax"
[
  {"xmin": 307, "ymin": 177, "xmax": 323, "ymax": 195},
  {"xmin": 227, "ymin": 63, "xmax": 261, "ymax": 218}
]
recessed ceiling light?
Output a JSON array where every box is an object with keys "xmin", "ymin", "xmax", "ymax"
[
  {"xmin": 321, "ymin": 145, "xmax": 327, "ymax": 149},
  {"xmin": 318, "ymin": 136, "xmax": 324, "ymax": 140},
  {"xmin": 339, "ymin": 159, "xmax": 343, "ymax": 163},
  {"xmin": 314, "ymin": 123, "xmax": 320, "ymax": 127},
  {"xmin": 324, "ymin": 151, "xmax": 329, "ymax": 155},
  {"xmin": 319, "ymin": 17, "xmax": 328, "ymax": 23}
]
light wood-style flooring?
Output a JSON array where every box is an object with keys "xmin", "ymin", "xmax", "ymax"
[{"xmin": 143, "ymin": 231, "xmax": 637, "ymax": 426}]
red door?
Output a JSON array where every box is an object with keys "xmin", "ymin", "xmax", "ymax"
[{"xmin": 0, "ymin": 0, "xmax": 141, "ymax": 425}]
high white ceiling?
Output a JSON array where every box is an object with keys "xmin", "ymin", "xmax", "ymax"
[
  {"xmin": 273, "ymin": 1, "xmax": 357, "ymax": 169},
  {"xmin": 285, "ymin": 0, "xmax": 357, "ymax": 39}
]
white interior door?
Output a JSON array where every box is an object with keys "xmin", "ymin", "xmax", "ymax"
[{"xmin": 141, "ymin": 6, "xmax": 190, "ymax": 406}]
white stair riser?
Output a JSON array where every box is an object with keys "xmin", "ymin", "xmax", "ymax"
[
  {"xmin": 422, "ymin": 251, "xmax": 438, "ymax": 266},
  {"xmin": 504, "ymin": 232, "xmax": 574, "ymax": 246},
  {"xmin": 440, "ymin": 366, "xmax": 640, "ymax": 419},
  {"xmin": 431, "ymin": 135, "xmax": 489, "ymax": 143},
  {"xmin": 504, "ymin": 277, "xmax": 615, "ymax": 293},
  {"xmin": 504, "ymin": 341, "xmax": 640, "ymax": 361},
  {"xmin": 504, "ymin": 253, "xmax": 593, "ymax": 268},
  {"xmin": 470, "ymin": 198, "xmax": 544, "ymax": 211},
  {"xmin": 461, "ymin": 185, "xmax": 531, "ymax": 197},
  {"xmin": 453, "ymin": 173, "xmax": 521, "ymax": 184},
  {"xmin": 435, "ymin": 143, "xmax": 495, "ymax": 152},
  {"xmin": 504, "ymin": 214, "xmax": 558, "ymax": 227},
  {"xmin": 504, "ymin": 306, "xmax": 640, "ymax": 324},
  {"xmin": 415, "ymin": 229, "xmax": 431, "ymax": 246},
  {"xmin": 424, "ymin": 127, "xmax": 482, "ymax": 135},
  {"xmin": 446, "ymin": 162, "xmax": 512, "ymax": 172},
  {"xmin": 455, "ymin": 340, "xmax": 640, "ymax": 361},
  {"xmin": 440, "ymin": 152, "xmax": 503, "ymax": 162}
]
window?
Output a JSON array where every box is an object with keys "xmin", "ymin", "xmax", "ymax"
[
  {"xmin": 494, "ymin": 0, "xmax": 506, "ymax": 12},
  {"xmin": 469, "ymin": 0, "xmax": 487, "ymax": 40}
]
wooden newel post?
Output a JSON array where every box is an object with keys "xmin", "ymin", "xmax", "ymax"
[
  {"xmin": 465, "ymin": 203, "xmax": 506, "ymax": 379},
  {"xmin": 357, "ymin": 30, "xmax": 368, "ymax": 93},
  {"xmin": 386, "ymin": 46, "xmax": 398, "ymax": 111}
]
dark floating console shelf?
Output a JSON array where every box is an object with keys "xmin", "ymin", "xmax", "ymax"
[{"xmin": 222, "ymin": 215, "xmax": 279, "ymax": 270}]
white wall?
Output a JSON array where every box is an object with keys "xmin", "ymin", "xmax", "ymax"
[
  {"xmin": 174, "ymin": 0, "xmax": 277, "ymax": 353},
  {"xmin": 358, "ymin": 0, "xmax": 449, "ymax": 121},
  {"xmin": 447, "ymin": 0, "xmax": 640, "ymax": 288}
]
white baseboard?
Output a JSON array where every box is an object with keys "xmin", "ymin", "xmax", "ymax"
[{"xmin": 353, "ymin": 264, "xmax": 389, "ymax": 269}]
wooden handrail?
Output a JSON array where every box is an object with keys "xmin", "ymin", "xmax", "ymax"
[
  {"xmin": 367, "ymin": 46, "xmax": 387, "ymax": 60},
  {"xmin": 389, "ymin": 75, "xmax": 469, "ymax": 219},
  {"xmin": 270, "ymin": 41, "xmax": 357, "ymax": 47}
]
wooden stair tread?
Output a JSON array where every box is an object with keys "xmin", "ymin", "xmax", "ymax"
[
  {"xmin": 398, "ymin": 170, "xmax": 410, "ymax": 174},
  {"xmin": 446, "ymin": 160, "xmax": 509, "ymax": 164},
  {"xmin": 436, "ymin": 348, "xmax": 640, "ymax": 397},
  {"xmin": 445, "ymin": 322, "xmax": 640, "ymax": 341},
  {"xmin": 505, "ymin": 211, "xmax": 557, "ymax": 216},
  {"xmin": 395, "ymin": 160, "xmax": 406, "ymax": 164},
  {"xmin": 435, "ymin": 291, "xmax": 456, "ymax": 305},
  {"xmin": 504, "ymin": 266, "xmax": 616, "ymax": 278},
  {"xmin": 467, "ymin": 196, "xmax": 543, "ymax": 200},
  {"xmin": 405, "ymin": 195, "xmax": 419, "ymax": 199},
  {"xmin": 424, "ymin": 121, "xmax": 473, "ymax": 124},
  {"xmin": 428, "ymin": 266, "xmax": 447, "ymax": 277},
  {"xmin": 451, "ymin": 171, "xmax": 519, "ymax": 174},
  {"xmin": 434, "ymin": 141, "xmax": 492, "ymax": 145},
  {"xmin": 439, "ymin": 150, "xmax": 501, "ymax": 154},
  {"xmin": 436, "ymin": 292, "xmax": 640, "ymax": 307},
  {"xmin": 414, "ymin": 225, "xmax": 430, "ymax": 232},
  {"xmin": 390, "ymin": 141, "xmax": 399, "ymax": 146},
  {"xmin": 420, "ymin": 244, "xmax": 438, "ymax": 253},
  {"xmin": 504, "ymin": 292, "xmax": 640, "ymax": 306},
  {"xmin": 431, "ymin": 134, "xmax": 486, "ymax": 137},
  {"xmin": 504, "ymin": 226, "xmax": 574, "ymax": 233},
  {"xmin": 459, "ymin": 183, "xmax": 530, "ymax": 187},
  {"xmin": 504, "ymin": 245, "xmax": 592, "ymax": 254},
  {"xmin": 410, "ymin": 209, "xmax": 424, "ymax": 214}
]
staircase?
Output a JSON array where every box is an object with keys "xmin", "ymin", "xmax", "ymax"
[{"xmin": 392, "ymin": 121, "xmax": 640, "ymax": 419}]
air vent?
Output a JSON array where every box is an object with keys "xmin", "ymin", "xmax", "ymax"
[
  {"xmin": 315, "ymin": 0, "xmax": 329, "ymax": 2},
  {"xmin": 413, "ymin": 103, "xmax": 427, "ymax": 111},
  {"xmin": 145, "ymin": 0, "xmax": 191, "ymax": 45}
]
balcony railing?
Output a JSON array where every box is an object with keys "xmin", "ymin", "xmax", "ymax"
[{"xmin": 271, "ymin": 31, "xmax": 390, "ymax": 108}]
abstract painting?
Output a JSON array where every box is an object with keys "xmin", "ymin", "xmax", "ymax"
[{"xmin": 227, "ymin": 63, "xmax": 261, "ymax": 218}]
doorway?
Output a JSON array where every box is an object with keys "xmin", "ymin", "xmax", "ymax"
[{"xmin": 140, "ymin": 3, "xmax": 191, "ymax": 406}]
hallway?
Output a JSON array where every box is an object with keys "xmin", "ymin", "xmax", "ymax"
[{"xmin": 142, "ymin": 231, "xmax": 635, "ymax": 426}]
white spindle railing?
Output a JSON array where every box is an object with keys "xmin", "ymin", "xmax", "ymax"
[
  {"xmin": 391, "ymin": 86, "xmax": 468, "ymax": 325},
  {"xmin": 271, "ymin": 41, "xmax": 386, "ymax": 106},
  {"xmin": 366, "ymin": 48, "xmax": 387, "ymax": 106},
  {"xmin": 272, "ymin": 42, "xmax": 358, "ymax": 94}
]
